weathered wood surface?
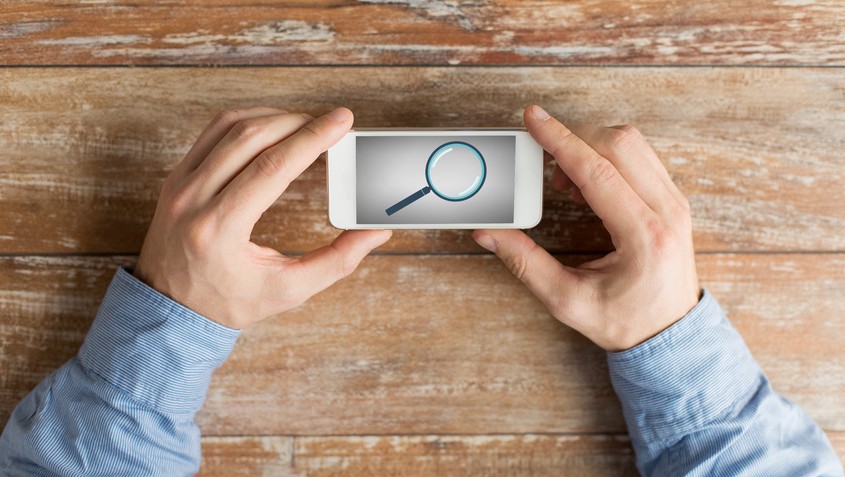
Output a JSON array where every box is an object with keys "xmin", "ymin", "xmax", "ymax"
[
  {"xmin": 2, "ymin": 1, "xmax": 844, "ymax": 66},
  {"xmin": 199, "ymin": 436, "xmax": 293, "ymax": 477},
  {"xmin": 1, "ymin": 67, "xmax": 843, "ymax": 254},
  {"xmin": 198, "ymin": 434, "xmax": 637, "ymax": 476},
  {"xmin": 2, "ymin": 254, "xmax": 844, "ymax": 436},
  {"xmin": 3, "ymin": 1, "xmax": 842, "ymax": 474},
  {"xmin": 199, "ymin": 432, "xmax": 845, "ymax": 476}
]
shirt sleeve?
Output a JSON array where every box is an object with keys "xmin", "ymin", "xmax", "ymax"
[
  {"xmin": 0, "ymin": 267, "xmax": 240, "ymax": 476},
  {"xmin": 608, "ymin": 289, "xmax": 844, "ymax": 476}
]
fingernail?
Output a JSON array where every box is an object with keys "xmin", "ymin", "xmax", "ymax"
[
  {"xmin": 530, "ymin": 105, "xmax": 551, "ymax": 121},
  {"xmin": 474, "ymin": 233, "xmax": 497, "ymax": 252},
  {"xmin": 328, "ymin": 107, "xmax": 349, "ymax": 122}
]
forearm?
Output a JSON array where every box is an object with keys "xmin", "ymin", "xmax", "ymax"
[
  {"xmin": 608, "ymin": 290, "xmax": 843, "ymax": 476},
  {"xmin": 0, "ymin": 268, "xmax": 239, "ymax": 476}
]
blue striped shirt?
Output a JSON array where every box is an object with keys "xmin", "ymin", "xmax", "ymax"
[
  {"xmin": 608, "ymin": 291, "xmax": 843, "ymax": 475},
  {"xmin": 1, "ymin": 268, "xmax": 843, "ymax": 475}
]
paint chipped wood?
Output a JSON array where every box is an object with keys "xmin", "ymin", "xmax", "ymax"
[
  {"xmin": 198, "ymin": 434, "xmax": 636, "ymax": 476},
  {"xmin": 1, "ymin": 68, "xmax": 843, "ymax": 254},
  {"xmin": 2, "ymin": 254, "xmax": 844, "ymax": 436},
  {"xmin": 1, "ymin": 1, "xmax": 844, "ymax": 65},
  {"xmin": 292, "ymin": 434, "xmax": 636, "ymax": 476},
  {"xmin": 2, "ymin": 2, "xmax": 842, "ymax": 473},
  {"xmin": 198, "ymin": 432, "xmax": 845, "ymax": 475},
  {"xmin": 198, "ymin": 436, "xmax": 293, "ymax": 476}
]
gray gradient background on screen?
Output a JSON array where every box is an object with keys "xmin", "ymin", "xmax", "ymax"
[{"xmin": 356, "ymin": 136, "xmax": 515, "ymax": 224}]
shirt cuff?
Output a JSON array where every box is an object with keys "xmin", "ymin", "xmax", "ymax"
[
  {"xmin": 79, "ymin": 267, "xmax": 240, "ymax": 414},
  {"xmin": 607, "ymin": 289, "xmax": 763, "ymax": 446}
]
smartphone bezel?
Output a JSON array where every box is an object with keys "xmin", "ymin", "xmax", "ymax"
[{"xmin": 327, "ymin": 128, "xmax": 543, "ymax": 229}]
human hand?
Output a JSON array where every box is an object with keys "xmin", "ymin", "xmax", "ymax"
[
  {"xmin": 134, "ymin": 107, "xmax": 391, "ymax": 329},
  {"xmin": 473, "ymin": 105, "xmax": 699, "ymax": 351}
]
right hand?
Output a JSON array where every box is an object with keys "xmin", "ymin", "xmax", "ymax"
[{"xmin": 473, "ymin": 105, "xmax": 700, "ymax": 352}]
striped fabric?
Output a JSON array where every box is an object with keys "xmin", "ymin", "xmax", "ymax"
[
  {"xmin": 608, "ymin": 290, "xmax": 844, "ymax": 475},
  {"xmin": 0, "ymin": 269, "xmax": 842, "ymax": 475},
  {"xmin": 0, "ymin": 268, "xmax": 239, "ymax": 476}
]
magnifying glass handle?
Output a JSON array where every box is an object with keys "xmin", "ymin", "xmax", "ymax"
[{"xmin": 385, "ymin": 186, "xmax": 431, "ymax": 216}]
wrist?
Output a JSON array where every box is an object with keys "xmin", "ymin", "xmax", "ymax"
[
  {"xmin": 606, "ymin": 289, "xmax": 762, "ymax": 446},
  {"xmin": 80, "ymin": 268, "xmax": 240, "ymax": 413},
  {"xmin": 617, "ymin": 287, "xmax": 703, "ymax": 352}
]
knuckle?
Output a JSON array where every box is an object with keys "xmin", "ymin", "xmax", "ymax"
[
  {"xmin": 211, "ymin": 109, "xmax": 240, "ymax": 128},
  {"xmin": 327, "ymin": 243, "xmax": 359, "ymax": 278},
  {"xmin": 254, "ymin": 143, "xmax": 291, "ymax": 178},
  {"xmin": 230, "ymin": 118, "xmax": 265, "ymax": 142},
  {"xmin": 162, "ymin": 186, "xmax": 193, "ymax": 220},
  {"xmin": 506, "ymin": 253, "xmax": 531, "ymax": 283},
  {"xmin": 298, "ymin": 121, "xmax": 324, "ymax": 144},
  {"xmin": 503, "ymin": 238, "xmax": 539, "ymax": 283},
  {"xmin": 159, "ymin": 172, "xmax": 178, "ymax": 197},
  {"xmin": 184, "ymin": 213, "xmax": 218, "ymax": 255},
  {"xmin": 604, "ymin": 126, "xmax": 639, "ymax": 154},
  {"xmin": 617, "ymin": 123, "xmax": 641, "ymax": 136},
  {"xmin": 548, "ymin": 127, "xmax": 579, "ymax": 159},
  {"xmin": 642, "ymin": 215, "xmax": 670, "ymax": 256},
  {"xmin": 587, "ymin": 158, "xmax": 620, "ymax": 188},
  {"xmin": 339, "ymin": 255, "xmax": 358, "ymax": 278}
]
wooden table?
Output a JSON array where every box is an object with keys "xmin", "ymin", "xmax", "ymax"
[{"xmin": 1, "ymin": 2, "xmax": 843, "ymax": 475}]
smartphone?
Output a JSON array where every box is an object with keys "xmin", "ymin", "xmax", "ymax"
[{"xmin": 327, "ymin": 129, "xmax": 544, "ymax": 229}]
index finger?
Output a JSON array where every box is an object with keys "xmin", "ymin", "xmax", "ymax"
[
  {"xmin": 524, "ymin": 105, "xmax": 655, "ymax": 243},
  {"xmin": 218, "ymin": 107, "xmax": 353, "ymax": 226}
]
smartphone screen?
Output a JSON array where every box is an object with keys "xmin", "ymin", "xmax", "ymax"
[{"xmin": 356, "ymin": 135, "xmax": 516, "ymax": 225}]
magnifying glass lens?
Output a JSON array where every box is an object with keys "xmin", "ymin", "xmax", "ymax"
[{"xmin": 427, "ymin": 143, "xmax": 485, "ymax": 201}]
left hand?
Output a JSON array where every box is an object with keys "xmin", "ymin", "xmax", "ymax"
[{"xmin": 134, "ymin": 107, "xmax": 391, "ymax": 329}]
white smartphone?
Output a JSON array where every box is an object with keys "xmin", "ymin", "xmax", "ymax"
[{"xmin": 327, "ymin": 129, "xmax": 544, "ymax": 229}]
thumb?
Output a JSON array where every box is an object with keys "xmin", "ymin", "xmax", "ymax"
[
  {"xmin": 472, "ymin": 229, "xmax": 576, "ymax": 308},
  {"xmin": 281, "ymin": 229, "xmax": 392, "ymax": 305}
]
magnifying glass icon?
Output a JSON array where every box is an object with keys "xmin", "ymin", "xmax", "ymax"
[{"xmin": 385, "ymin": 141, "xmax": 487, "ymax": 216}]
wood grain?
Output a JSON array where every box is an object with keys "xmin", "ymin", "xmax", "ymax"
[
  {"xmin": 1, "ymin": 67, "xmax": 843, "ymax": 254},
  {"xmin": 199, "ymin": 436, "xmax": 293, "ymax": 476},
  {"xmin": 2, "ymin": 253, "xmax": 844, "ymax": 436},
  {"xmin": 2, "ymin": 1, "xmax": 844, "ymax": 66},
  {"xmin": 3, "ymin": 1, "xmax": 842, "ymax": 473},
  {"xmin": 291, "ymin": 434, "xmax": 636, "ymax": 477},
  {"xmin": 198, "ymin": 434, "xmax": 635, "ymax": 476},
  {"xmin": 0, "ymin": 255, "xmax": 132, "ymax": 414},
  {"xmin": 199, "ymin": 432, "xmax": 845, "ymax": 476}
]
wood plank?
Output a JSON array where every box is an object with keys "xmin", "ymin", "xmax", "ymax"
[
  {"xmin": 1, "ymin": 67, "xmax": 843, "ymax": 254},
  {"xmin": 199, "ymin": 433, "xmax": 845, "ymax": 476},
  {"xmin": 2, "ymin": 1, "xmax": 844, "ymax": 66},
  {"xmin": 2, "ymin": 254, "xmax": 844, "ymax": 435},
  {"xmin": 0, "ymin": 255, "xmax": 132, "ymax": 417},
  {"xmin": 291, "ymin": 434, "xmax": 636, "ymax": 477},
  {"xmin": 198, "ymin": 434, "xmax": 635, "ymax": 476},
  {"xmin": 199, "ymin": 436, "xmax": 293, "ymax": 477}
]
